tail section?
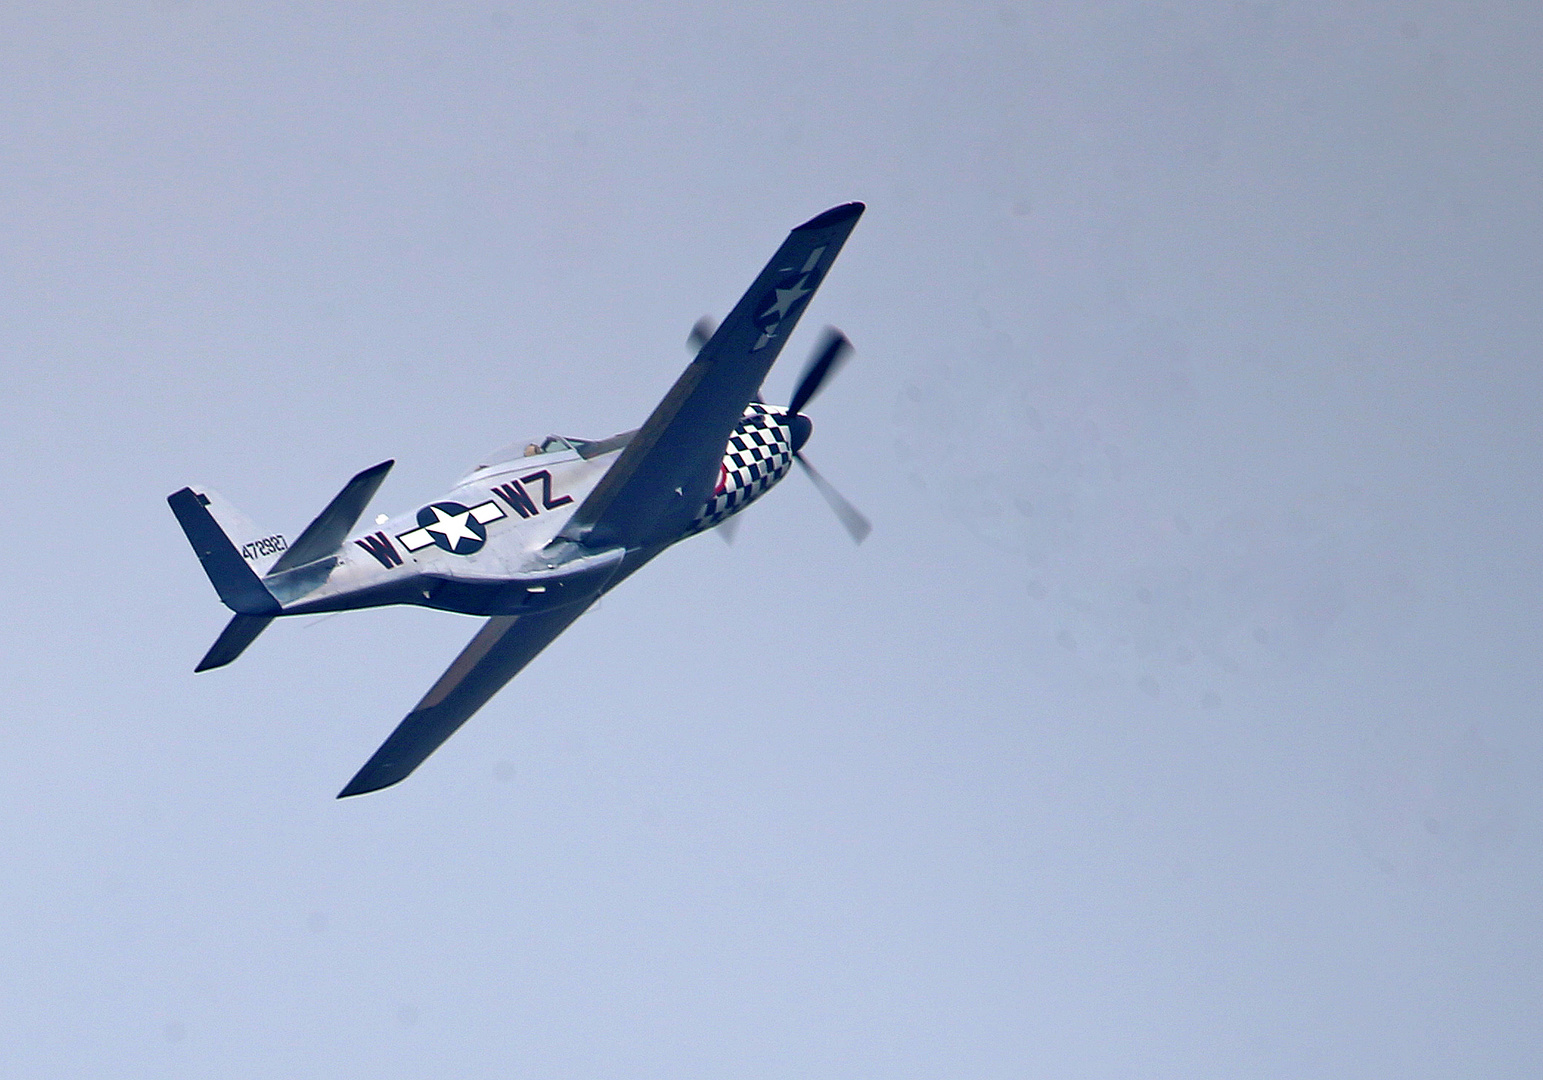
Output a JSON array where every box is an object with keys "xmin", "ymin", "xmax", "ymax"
[
  {"xmin": 268, "ymin": 460, "xmax": 393, "ymax": 574},
  {"xmin": 170, "ymin": 459, "xmax": 395, "ymax": 670},
  {"xmin": 193, "ymin": 486, "xmax": 291, "ymax": 576},
  {"xmin": 196, "ymin": 613, "xmax": 275, "ymax": 672},
  {"xmin": 167, "ymin": 488, "xmax": 282, "ymax": 616}
]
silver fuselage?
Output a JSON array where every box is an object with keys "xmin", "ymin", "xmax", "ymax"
[{"xmin": 269, "ymin": 404, "xmax": 797, "ymax": 618}]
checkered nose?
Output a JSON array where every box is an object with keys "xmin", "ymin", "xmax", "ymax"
[
  {"xmin": 685, "ymin": 327, "xmax": 869, "ymax": 544},
  {"xmin": 688, "ymin": 403, "xmax": 797, "ymax": 534}
]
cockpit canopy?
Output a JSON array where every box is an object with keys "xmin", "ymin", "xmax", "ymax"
[
  {"xmin": 464, "ymin": 430, "xmax": 636, "ymax": 477},
  {"xmin": 526, "ymin": 435, "xmax": 577, "ymax": 457}
]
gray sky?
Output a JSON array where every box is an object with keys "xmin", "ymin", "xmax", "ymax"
[{"xmin": 3, "ymin": 3, "xmax": 1541, "ymax": 1076}]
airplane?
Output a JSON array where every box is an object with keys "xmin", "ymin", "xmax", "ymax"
[{"xmin": 169, "ymin": 202, "xmax": 868, "ymax": 798}]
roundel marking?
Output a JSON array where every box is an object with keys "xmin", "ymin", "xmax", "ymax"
[
  {"xmin": 393, "ymin": 498, "xmax": 507, "ymax": 556},
  {"xmin": 417, "ymin": 501, "xmax": 486, "ymax": 555}
]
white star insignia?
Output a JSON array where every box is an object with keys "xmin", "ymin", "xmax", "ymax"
[
  {"xmin": 423, "ymin": 504, "xmax": 481, "ymax": 548},
  {"xmin": 761, "ymin": 275, "xmax": 810, "ymax": 321}
]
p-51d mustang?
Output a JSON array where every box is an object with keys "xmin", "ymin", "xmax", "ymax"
[{"xmin": 170, "ymin": 202, "xmax": 867, "ymax": 797}]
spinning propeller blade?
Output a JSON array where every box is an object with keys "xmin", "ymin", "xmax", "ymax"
[
  {"xmin": 781, "ymin": 327, "xmax": 869, "ymax": 543},
  {"xmin": 695, "ymin": 320, "xmax": 871, "ymax": 543},
  {"xmin": 796, "ymin": 453, "xmax": 871, "ymax": 544},
  {"xmin": 686, "ymin": 316, "xmax": 717, "ymax": 356},
  {"xmin": 788, "ymin": 328, "xmax": 851, "ymax": 418}
]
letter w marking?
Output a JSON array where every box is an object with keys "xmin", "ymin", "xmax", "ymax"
[{"xmin": 354, "ymin": 532, "xmax": 402, "ymax": 568}]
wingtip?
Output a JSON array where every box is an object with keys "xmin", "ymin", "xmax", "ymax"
[
  {"xmin": 794, "ymin": 202, "xmax": 865, "ymax": 232},
  {"xmin": 356, "ymin": 458, "xmax": 395, "ymax": 481},
  {"xmin": 336, "ymin": 764, "xmax": 407, "ymax": 799}
]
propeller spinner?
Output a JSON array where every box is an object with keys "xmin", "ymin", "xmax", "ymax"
[{"xmin": 689, "ymin": 318, "xmax": 871, "ymax": 544}]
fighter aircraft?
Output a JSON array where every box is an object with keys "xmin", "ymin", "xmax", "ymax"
[{"xmin": 169, "ymin": 202, "xmax": 867, "ymax": 797}]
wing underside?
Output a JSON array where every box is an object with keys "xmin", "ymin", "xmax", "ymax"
[{"xmin": 337, "ymin": 602, "xmax": 595, "ymax": 797}]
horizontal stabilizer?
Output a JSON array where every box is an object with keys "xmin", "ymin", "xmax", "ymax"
[
  {"xmin": 196, "ymin": 613, "xmax": 275, "ymax": 671},
  {"xmin": 168, "ymin": 488, "xmax": 281, "ymax": 616},
  {"xmin": 270, "ymin": 460, "xmax": 394, "ymax": 574}
]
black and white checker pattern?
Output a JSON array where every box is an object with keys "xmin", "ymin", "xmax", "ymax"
[{"xmin": 690, "ymin": 403, "xmax": 795, "ymax": 533}]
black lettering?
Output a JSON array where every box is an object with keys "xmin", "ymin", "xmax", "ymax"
[
  {"xmin": 354, "ymin": 532, "xmax": 403, "ymax": 568},
  {"xmin": 239, "ymin": 534, "xmax": 285, "ymax": 561},
  {"xmin": 519, "ymin": 469, "xmax": 573, "ymax": 510},
  {"xmin": 494, "ymin": 481, "xmax": 539, "ymax": 518}
]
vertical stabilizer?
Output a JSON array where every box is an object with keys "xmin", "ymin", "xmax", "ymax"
[
  {"xmin": 191, "ymin": 486, "xmax": 290, "ymax": 576},
  {"xmin": 171, "ymin": 461, "xmax": 395, "ymax": 670},
  {"xmin": 168, "ymin": 488, "xmax": 282, "ymax": 616}
]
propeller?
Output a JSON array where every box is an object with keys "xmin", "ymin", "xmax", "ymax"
[
  {"xmin": 687, "ymin": 316, "xmax": 717, "ymax": 356},
  {"xmin": 786, "ymin": 327, "xmax": 869, "ymax": 544},
  {"xmin": 715, "ymin": 514, "xmax": 741, "ymax": 545},
  {"xmin": 795, "ymin": 452, "xmax": 872, "ymax": 544},
  {"xmin": 788, "ymin": 327, "xmax": 852, "ymax": 417},
  {"xmin": 685, "ymin": 317, "xmax": 871, "ymax": 544}
]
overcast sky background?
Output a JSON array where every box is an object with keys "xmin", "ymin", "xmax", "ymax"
[{"xmin": 2, "ymin": 3, "xmax": 1540, "ymax": 1077}]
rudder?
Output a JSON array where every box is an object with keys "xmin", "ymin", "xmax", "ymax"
[
  {"xmin": 168, "ymin": 488, "xmax": 281, "ymax": 616},
  {"xmin": 190, "ymin": 486, "xmax": 291, "ymax": 576}
]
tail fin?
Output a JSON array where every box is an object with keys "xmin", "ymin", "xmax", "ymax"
[
  {"xmin": 171, "ymin": 460, "xmax": 394, "ymax": 670},
  {"xmin": 168, "ymin": 488, "xmax": 282, "ymax": 616},
  {"xmin": 192, "ymin": 486, "xmax": 290, "ymax": 576}
]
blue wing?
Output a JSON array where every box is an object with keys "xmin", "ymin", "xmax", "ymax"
[
  {"xmin": 337, "ymin": 205, "xmax": 866, "ymax": 796},
  {"xmin": 337, "ymin": 603, "xmax": 595, "ymax": 797},
  {"xmin": 560, "ymin": 202, "xmax": 864, "ymax": 551}
]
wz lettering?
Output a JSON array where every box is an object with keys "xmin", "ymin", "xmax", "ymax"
[
  {"xmin": 519, "ymin": 470, "xmax": 573, "ymax": 510},
  {"xmin": 493, "ymin": 473, "xmax": 572, "ymax": 519},
  {"xmin": 493, "ymin": 481, "xmax": 539, "ymax": 519}
]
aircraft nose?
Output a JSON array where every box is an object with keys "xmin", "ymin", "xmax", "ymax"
[{"xmin": 787, "ymin": 413, "xmax": 813, "ymax": 453}]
